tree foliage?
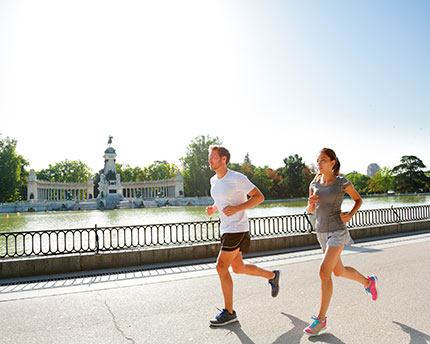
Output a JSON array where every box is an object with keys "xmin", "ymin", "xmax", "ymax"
[
  {"xmin": 180, "ymin": 135, "xmax": 221, "ymax": 196},
  {"xmin": 367, "ymin": 167, "xmax": 393, "ymax": 194},
  {"xmin": 345, "ymin": 172, "xmax": 371, "ymax": 194},
  {"xmin": 117, "ymin": 161, "xmax": 179, "ymax": 182},
  {"xmin": 0, "ymin": 136, "xmax": 28, "ymax": 202},
  {"xmin": 278, "ymin": 154, "xmax": 310, "ymax": 198},
  {"xmin": 392, "ymin": 155, "xmax": 429, "ymax": 193},
  {"xmin": 37, "ymin": 160, "xmax": 92, "ymax": 183}
]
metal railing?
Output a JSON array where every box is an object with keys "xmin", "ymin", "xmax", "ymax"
[{"xmin": 0, "ymin": 205, "xmax": 429, "ymax": 259}]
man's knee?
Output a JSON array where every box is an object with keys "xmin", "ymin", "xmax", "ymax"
[
  {"xmin": 231, "ymin": 262, "xmax": 245, "ymax": 274},
  {"xmin": 216, "ymin": 257, "xmax": 230, "ymax": 274},
  {"xmin": 333, "ymin": 267, "xmax": 345, "ymax": 277}
]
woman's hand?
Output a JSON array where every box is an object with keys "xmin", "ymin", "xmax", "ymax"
[
  {"xmin": 340, "ymin": 211, "xmax": 352, "ymax": 223},
  {"xmin": 308, "ymin": 194, "xmax": 319, "ymax": 206}
]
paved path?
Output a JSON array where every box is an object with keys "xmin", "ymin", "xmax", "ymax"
[{"xmin": 1, "ymin": 231, "xmax": 430, "ymax": 344}]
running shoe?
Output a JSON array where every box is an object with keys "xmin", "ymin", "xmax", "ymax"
[
  {"xmin": 209, "ymin": 309, "xmax": 238, "ymax": 327},
  {"xmin": 268, "ymin": 270, "xmax": 280, "ymax": 297},
  {"xmin": 303, "ymin": 316, "xmax": 327, "ymax": 336},
  {"xmin": 365, "ymin": 275, "xmax": 378, "ymax": 301}
]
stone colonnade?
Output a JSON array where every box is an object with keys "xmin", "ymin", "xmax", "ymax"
[
  {"xmin": 27, "ymin": 170, "xmax": 94, "ymax": 202},
  {"xmin": 121, "ymin": 177, "xmax": 184, "ymax": 199},
  {"xmin": 35, "ymin": 184, "xmax": 93, "ymax": 201}
]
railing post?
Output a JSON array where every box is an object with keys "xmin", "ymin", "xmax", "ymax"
[
  {"xmin": 391, "ymin": 206, "xmax": 401, "ymax": 223},
  {"xmin": 95, "ymin": 224, "xmax": 100, "ymax": 255}
]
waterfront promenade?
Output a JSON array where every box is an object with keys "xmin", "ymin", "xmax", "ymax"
[{"xmin": 1, "ymin": 231, "xmax": 429, "ymax": 344}]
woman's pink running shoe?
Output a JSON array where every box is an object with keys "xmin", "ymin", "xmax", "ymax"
[
  {"xmin": 365, "ymin": 275, "xmax": 378, "ymax": 300},
  {"xmin": 303, "ymin": 316, "xmax": 327, "ymax": 336}
]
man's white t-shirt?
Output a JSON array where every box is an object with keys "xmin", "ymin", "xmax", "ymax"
[{"xmin": 210, "ymin": 169, "xmax": 256, "ymax": 234}]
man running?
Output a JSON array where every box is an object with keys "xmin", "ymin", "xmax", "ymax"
[{"xmin": 206, "ymin": 145, "xmax": 280, "ymax": 327}]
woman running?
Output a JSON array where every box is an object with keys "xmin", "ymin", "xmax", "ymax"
[{"xmin": 304, "ymin": 148, "xmax": 378, "ymax": 336}]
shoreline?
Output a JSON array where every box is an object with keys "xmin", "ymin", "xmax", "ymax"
[{"xmin": 1, "ymin": 192, "xmax": 429, "ymax": 214}]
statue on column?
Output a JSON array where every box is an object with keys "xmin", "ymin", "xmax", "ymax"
[{"xmin": 108, "ymin": 136, "xmax": 113, "ymax": 145}]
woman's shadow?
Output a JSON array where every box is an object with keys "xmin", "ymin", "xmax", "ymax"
[
  {"xmin": 393, "ymin": 321, "xmax": 430, "ymax": 344},
  {"xmin": 273, "ymin": 313, "xmax": 346, "ymax": 344}
]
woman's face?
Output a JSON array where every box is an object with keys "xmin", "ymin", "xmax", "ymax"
[{"xmin": 316, "ymin": 153, "xmax": 335, "ymax": 174}]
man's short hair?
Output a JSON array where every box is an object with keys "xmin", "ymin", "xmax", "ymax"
[{"xmin": 209, "ymin": 145, "xmax": 231, "ymax": 164}]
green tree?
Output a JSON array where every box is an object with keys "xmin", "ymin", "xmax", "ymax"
[
  {"xmin": 37, "ymin": 160, "xmax": 92, "ymax": 183},
  {"xmin": 392, "ymin": 155, "xmax": 429, "ymax": 193},
  {"xmin": 345, "ymin": 172, "xmax": 370, "ymax": 194},
  {"xmin": 251, "ymin": 166, "xmax": 276, "ymax": 198},
  {"xmin": 144, "ymin": 161, "xmax": 179, "ymax": 180},
  {"xmin": 278, "ymin": 154, "xmax": 308, "ymax": 198},
  {"xmin": 0, "ymin": 136, "xmax": 29, "ymax": 202},
  {"xmin": 368, "ymin": 167, "xmax": 393, "ymax": 194},
  {"xmin": 180, "ymin": 135, "xmax": 222, "ymax": 196},
  {"xmin": 239, "ymin": 162, "xmax": 254, "ymax": 180},
  {"xmin": 116, "ymin": 164, "xmax": 135, "ymax": 182}
]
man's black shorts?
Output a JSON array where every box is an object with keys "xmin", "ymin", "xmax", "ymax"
[{"xmin": 220, "ymin": 232, "xmax": 251, "ymax": 253}]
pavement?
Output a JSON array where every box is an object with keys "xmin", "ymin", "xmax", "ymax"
[{"xmin": 1, "ymin": 231, "xmax": 430, "ymax": 344}]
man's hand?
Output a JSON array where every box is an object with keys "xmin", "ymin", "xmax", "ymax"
[
  {"xmin": 222, "ymin": 205, "xmax": 239, "ymax": 217},
  {"xmin": 206, "ymin": 206, "xmax": 216, "ymax": 217}
]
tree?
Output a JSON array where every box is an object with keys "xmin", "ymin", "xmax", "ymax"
[
  {"xmin": 368, "ymin": 167, "xmax": 393, "ymax": 194},
  {"xmin": 278, "ymin": 154, "xmax": 308, "ymax": 198},
  {"xmin": 37, "ymin": 160, "xmax": 92, "ymax": 183},
  {"xmin": 0, "ymin": 136, "xmax": 29, "ymax": 202},
  {"xmin": 144, "ymin": 161, "xmax": 179, "ymax": 180},
  {"xmin": 345, "ymin": 172, "xmax": 370, "ymax": 194},
  {"xmin": 180, "ymin": 135, "xmax": 222, "ymax": 196},
  {"xmin": 244, "ymin": 153, "xmax": 251, "ymax": 164},
  {"xmin": 392, "ymin": 155, "xmax": 429, "ymax": 193},
  {"xmin": 251, "ymin": 166, "xmax": 277, "ymax": 198},
  {"xmin": 116, "ymin": 164, "xmax": 136, "ymax": 182}
]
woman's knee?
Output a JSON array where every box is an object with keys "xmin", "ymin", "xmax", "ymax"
[
  {"xmin": 319, "ymin": 264, "xmax": 333, "ymax": 281},
  {"xmin": 333, "ymin": 266, "xmax": 345, "ymax": 277}
]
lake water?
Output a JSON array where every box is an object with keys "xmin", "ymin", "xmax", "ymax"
[{"xmin": 1, "ymin": 195, "xmax": 429, "ymax": 233}]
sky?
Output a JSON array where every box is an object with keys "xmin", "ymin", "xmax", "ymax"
[{"xmin": 1, "ymin": 0, "xmax": 429, "ymax": 175}]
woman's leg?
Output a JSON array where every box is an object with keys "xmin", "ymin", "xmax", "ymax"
[
  {"xmin": 318, "ymin": 246, "xmax": 344, "ymax": 320},
  {"xmin": 333, "ymin": 256, "xmax": 370, "ymax": 286}
]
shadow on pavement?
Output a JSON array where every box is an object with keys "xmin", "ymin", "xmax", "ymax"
[
  {"xmin": 393, "ymin": 321, "xmax": 430, "ymax": 344},
  {"xmin": 0, "ymin": 262, "xmax": 218, "ymax": 294},
  {"xmin": 272, "ymin": 313, "xmax": 345, "ymax": 344},
  {"xmin": 343, "ymin": 246, "xmax": 381, "ymax": 253},
  {"xmin": 210, "ymin": 321, "xmax": 255, "ymax": 344}
]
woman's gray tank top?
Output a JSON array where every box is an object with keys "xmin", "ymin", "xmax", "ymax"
[{"xmin": 310, "ymin": 176, "xmax": 352, "ymax": 233}]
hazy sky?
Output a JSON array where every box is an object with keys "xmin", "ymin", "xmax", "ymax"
[{"xmin": 1, "ymin": 0, "xmax": 429, "ymax": 175}]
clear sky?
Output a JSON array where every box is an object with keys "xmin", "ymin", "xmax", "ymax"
[{"xmin": 1, "ymin": 0, "xmax": 429, "ymax": 175}]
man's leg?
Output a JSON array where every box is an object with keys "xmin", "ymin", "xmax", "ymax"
[
  {"xmin": 230, "ymin": 251, "xmax": 274, "ymax": 279},
  {"xmin": 216, "ymin": 248, "xmax": 241, "ymax": 313}
]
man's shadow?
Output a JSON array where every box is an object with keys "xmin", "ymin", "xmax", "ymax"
[
  {"xmin": 273, "ymin": 313, "xmax": 345, "ymax": 344},
  {"xmin": 210, "ymin": 321, "xmax": 255, "ymax": 344},
  {"xmin": 393, "ymin": 321, "xmax": 430, "ymax": 344}
]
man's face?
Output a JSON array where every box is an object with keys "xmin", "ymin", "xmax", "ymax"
[{"xmin": 208, "ymin": 149, "xmax": 225, "ymax": 171}]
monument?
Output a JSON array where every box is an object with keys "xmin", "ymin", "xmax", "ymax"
[
  {"xmin": 24, "ymin": 136, "xmax": 185, "ymax": 211},
  {"xmin": 97, "ymin": 136, "xmax": 184, "ymax": 209},
  {"xmin": 98, "ymin": 136, "xmax": 123, "ymax": 209}
]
